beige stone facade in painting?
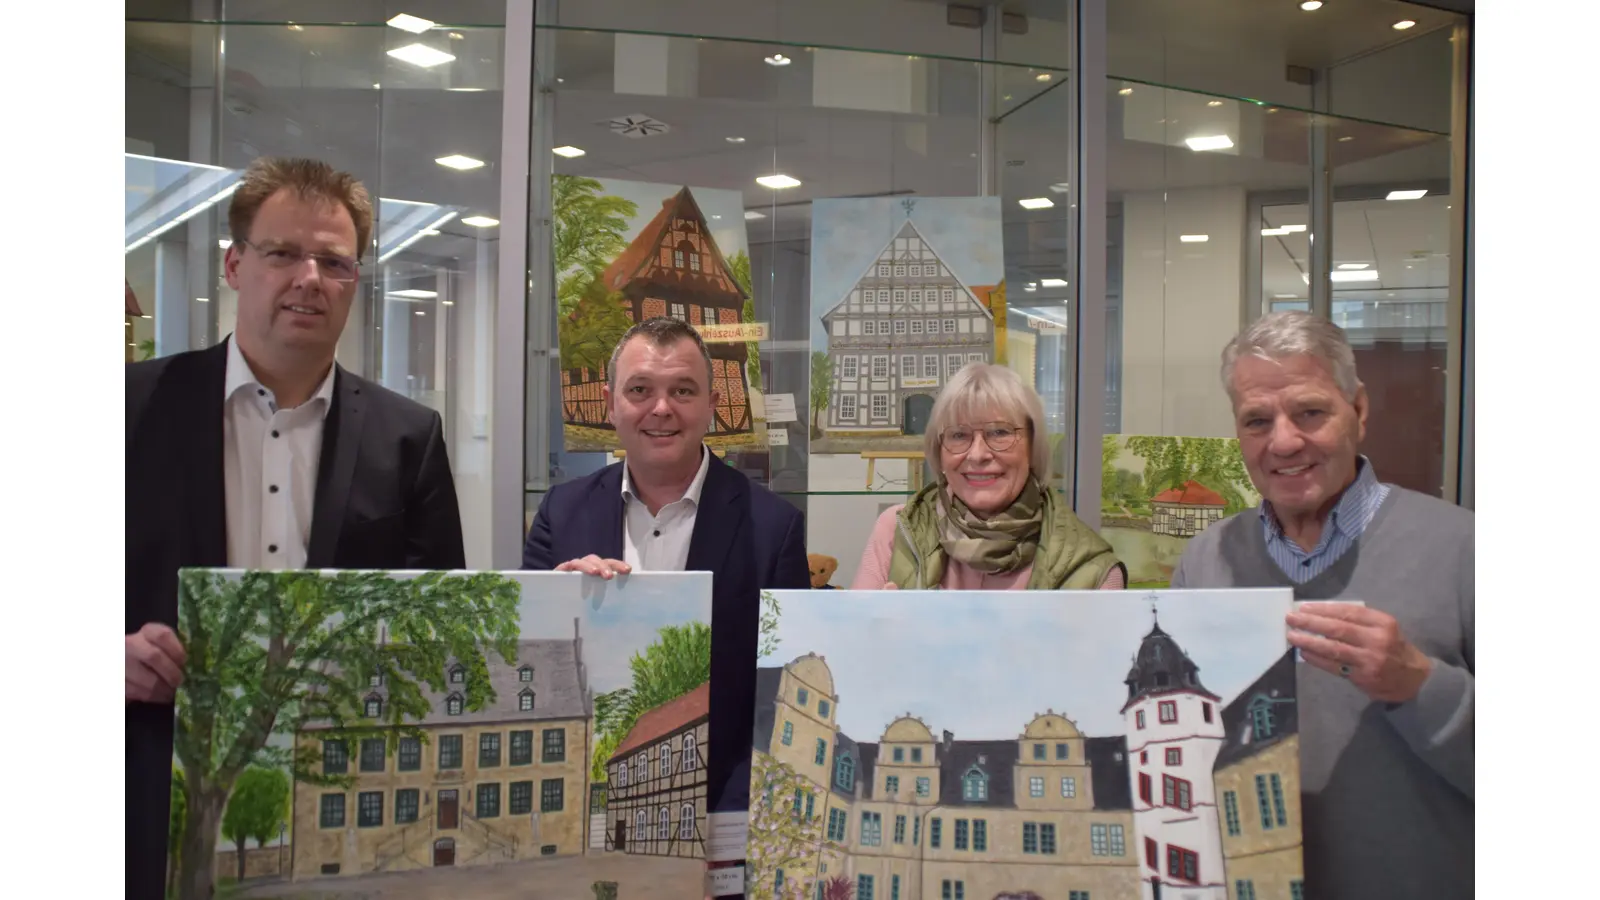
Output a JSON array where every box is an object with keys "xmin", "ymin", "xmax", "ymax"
[
  {"xmin": 290, "ymin": 637, "xmax": 593, "ymax": 879},
  {"xmin": 1212, "ymin": 652, "xmax": 1304, "ymax": 900}
]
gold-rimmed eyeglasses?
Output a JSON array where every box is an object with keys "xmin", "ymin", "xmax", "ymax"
[
  {"xmin": 239, "ymin": 240, "xmax": 361, "ymax": 282},
  {"xmin": 938, "ymin": 421, "xmax": 1026, "ymax": 454}
]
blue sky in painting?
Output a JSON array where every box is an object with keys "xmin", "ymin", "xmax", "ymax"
[
  {"xmin": 757, "ymin": 588, "xmax": 1292, "ymax": 742},
  {"xmin": 808, "ymin": 196, "xmax": 1004, "ymax": 353},
  {"xmin": 514, "ymin": 571, "xmax": 713, "ymax": 693}
]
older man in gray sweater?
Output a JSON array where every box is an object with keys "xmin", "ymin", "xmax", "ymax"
[{"xmin": 1172, "ymin": 311, "xmax": 1473, "ymax": 900}]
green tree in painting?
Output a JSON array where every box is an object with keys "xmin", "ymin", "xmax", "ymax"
[
  {"xmin": 553, "ymin": 175, "xmax": 637, "ymax": 292},
  {"xmin": 553, "ymin": 175, "xmax": 640, "ymax": 374},
  {"xmin": 758, "ymin": 590, "xmax": 782, "ymax": 659},
  {"xmin": 809, "ymin": 352, "xmax": 835, "ymax": 439},
  {"xmin": 221, "ymin": 766, "xmax": 289, "ymax": 883},
  {"xmin": 171, "ymin": 569, "xmax": 522, "ymax": 900},
  {"xmin": 1123, "ymin": 435, "xmax": 1254, "ymax": 515},
  {"xmin": 745, "ymin": 754, "xmax": 841, "ymax": 900},
  {"xmin": 727, "ymin": 250, "xmax": 762, "ymax": 391},
  {"xmin": 588, "ymin": 623, "xmax": 713, "ymax": 786},
  {"xmin": 167, "ymin": 767, "xmax": 187, "ymax": 897}
]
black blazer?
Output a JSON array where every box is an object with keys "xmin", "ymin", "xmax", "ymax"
[
  {"xmin": 522, "ymin": 454, "xmax": 809, "ymax": 813},
  {"xmin": 125, "ymin": 339, "xmax": 465, "ymax": 899}
]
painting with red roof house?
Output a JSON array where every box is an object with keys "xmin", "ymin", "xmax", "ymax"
[
  {"xmin": 163, "ymin": 568, "xmax": 714, "ymax": 899},
  {"xmin": 1100, "ymin": 435, "xmax": 1260, "ymax": 588},
  {"xmin": 554, "ymin": 175, "xmax": 766, "ymax": 453}
]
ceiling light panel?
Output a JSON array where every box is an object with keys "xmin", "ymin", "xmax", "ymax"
[{"xmin": 387, "ymin": 44, "xmax": 455, "ymax": 68}]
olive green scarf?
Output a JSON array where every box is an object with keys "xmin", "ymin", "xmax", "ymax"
[{"xmin": 936, "ymin": 475, "xmax": 1047, "ymax": 574}]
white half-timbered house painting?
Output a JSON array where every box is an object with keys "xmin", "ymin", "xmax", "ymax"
[{"xmin": 820, "ymin": 217, "xmax": 994, "ymax": 436}]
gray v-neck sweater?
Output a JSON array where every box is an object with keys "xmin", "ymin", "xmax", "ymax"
[{"xmin": 1172, "ymin": 486, "xmax": 1474, "ymax": 900}]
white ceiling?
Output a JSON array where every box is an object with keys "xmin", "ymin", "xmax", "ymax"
[
  {"xmin": 125, "ymin": 1, "xmax": 1463, "ymax": 293},
  {"xmin": 1260, "ymin": 194, "xmax": 1452, "ymax": 303}
]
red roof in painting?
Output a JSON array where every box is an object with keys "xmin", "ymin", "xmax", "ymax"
[
  {"xmin": 125, "ymin": 281, "xmax": 143, "ymax": 317},
  {"xmin": 598, "ymin": 186, "xmax": 746, "ymax": 303},
  {"xmin": 611, "ymin": 681, "xmax": 710, "ymax": 760},
  {"xmin": 1151, "ymin": 480, "xmax": 1225, "ymax": 507}
]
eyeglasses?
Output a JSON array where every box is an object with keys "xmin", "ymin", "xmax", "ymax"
[
  {"xmin": 938, "ymin": 421, "xmax": 1026, "ymax": 454},
  {"xmin": 239, "ymin": 240, "xmax": 360, "ymax": 282}
]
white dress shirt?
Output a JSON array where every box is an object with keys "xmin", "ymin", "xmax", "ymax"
[
  {"xmin": 621, "ymin": 445, "xmax": 711, "ymax": 572},
  {"xmin": 222, "ymin": 336, "xmax": 336, "ymax": 570}
]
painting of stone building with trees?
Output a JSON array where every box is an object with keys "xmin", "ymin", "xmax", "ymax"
[
  {"xmin": 165, "ymin": 568, "xmax": 714, "ymax": 900},
  {"xmin": 554, "ymin": 175, "xmax": 765, "ymax": 453},
  {"xmin": 1100, "ymin": 435, "xmax": 1259, "ymax": 588}
]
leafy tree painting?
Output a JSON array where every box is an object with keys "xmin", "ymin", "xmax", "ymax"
[
  {"xmin": 726, "ymin": 250, "xmax": 763, "ymax": 392},
  {"xmin": 220, "ymin": 766, "xmax": 289, "ymax": 882},
  {"xmin": 745, "ymin": 754, "xmax": 842, "ymax": 900},
  {"xmin": 168, "ymin": 767, "xmax": 187, "ymax": 896},
  {"xmin": 588, "ymin": 623, "xmax": 713, "ymax": 786},
  {"xmin": 1121, "ymin": 436, "xmax": 1255, "ymax": 515},
  {"xmin": 810, "ymin": 352, "xmax": 835, "ymax": 439},
  {"xmin": 170, "ymin": 569, "xmax": 522, "ymax": 900},
  {"xmin": 554, "ymin": 175, "xmax": 640, "ymax": 374},
  {"xmin": 758, "ymin": 591, "xmax": 782, "ymax": 659}
]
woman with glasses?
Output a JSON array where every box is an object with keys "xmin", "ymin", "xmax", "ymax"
[{"xmin": 851, "ymin": 363, "xmax": 1126, "ymax": 591}]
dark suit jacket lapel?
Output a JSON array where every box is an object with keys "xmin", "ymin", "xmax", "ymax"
[
  {"xmin": 172, "ymin": 342, "xmax": 229, "ymax": 569},
  {"xmin": 594, "ymin": 463, "xmax": 627, "ymax": 561},
  {"xmin": 686, "ymin": 455, "xmax": 746, "ymax": 575},
  {"xmin": 307, "ymin": 367, "xmax": 363, "ymax": 568}
]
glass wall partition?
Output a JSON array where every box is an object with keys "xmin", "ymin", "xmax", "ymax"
[
  {"xmin": 126, "ymin": 5, "xmax": 512, "ymax": 566},
  {"xmin": 522, "ymin": 4, "xmax": 1084, "ymax": 589}
]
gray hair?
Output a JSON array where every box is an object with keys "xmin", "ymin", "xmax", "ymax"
[
  {"xmin": 925, "ymin": 363, "xmax": 1052, "ymax": 482},
  {"xmin": 1220, "ymin": 311, "xmax": 1360, "ymax": 401},
  {"xmin": 607, "ymin": 316, "xmax": 715, "ymax": 387}
]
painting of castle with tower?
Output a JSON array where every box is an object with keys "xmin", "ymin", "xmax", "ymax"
[{"xmin": 747, "ymin": 588, "xmax": 1302, "ymax": 900}]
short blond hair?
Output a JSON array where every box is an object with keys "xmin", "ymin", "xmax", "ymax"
[
  {"xmin": 924, "ymin": 363, "xmax": 1052, "ymax": 481},
  {"xmin": 228, "ymin": 156, "xmax": 374, "ymax": 259}
]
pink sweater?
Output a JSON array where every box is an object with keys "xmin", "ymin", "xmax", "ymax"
[{"xmin": 850, "ymin": 505, "xmax": 1125, "ymax": 590}]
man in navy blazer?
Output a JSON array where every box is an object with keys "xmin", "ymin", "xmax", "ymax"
[{"xmin": 523, "ymin": 317, "xmax": 809, "ymax": 818}]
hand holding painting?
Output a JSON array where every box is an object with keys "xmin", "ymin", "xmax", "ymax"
[
  {"xmin": 125, "ymin": 621, "xmax": 186, "ymax": 704},
  {"xmin": 554, "ymin": 554, "xmax": 632, "ymax": 580},
  {"xmin": 1287, "ymin": 602, "xmax": 1433, "ymax": 704}
]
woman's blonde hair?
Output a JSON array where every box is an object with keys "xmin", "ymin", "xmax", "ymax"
[{"xmin": 923, "ymin": 363, "xmax": 1052, "ymax": 481}]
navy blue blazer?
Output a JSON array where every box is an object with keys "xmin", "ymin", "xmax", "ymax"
[{"xmin": 522, "ymin": 453, "xmax": 809, "ymax": 812}]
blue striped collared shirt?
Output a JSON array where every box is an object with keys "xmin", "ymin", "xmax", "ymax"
[{"xmin": 1259, "ymin": 456, "xmax": 1391, "ymax": 584}]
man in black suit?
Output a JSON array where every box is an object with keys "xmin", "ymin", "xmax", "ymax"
[
  {"xmin": 523, "ymin": 317, "xmax": 809, "ymax": 823},
  {"xmin": 126, "ymin": 157, "xmax": 465, "ymax": 898}
]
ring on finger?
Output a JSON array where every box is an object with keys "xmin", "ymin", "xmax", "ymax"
[{"xmin": 1339, "ymin": 664, "xmax": 1352, "ymax": 678}]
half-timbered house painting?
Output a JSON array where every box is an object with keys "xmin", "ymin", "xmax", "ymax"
[
  {"xmin": 808, "ymin": 197, "xmax": 1004, "ymax": 454},
  {"xmin": 555, "ymin": 177, "xmax": 760, "ymax": 452},
  {"xmin": 604, "ymin": 681, "xmax": 711, "ymax": 859}
]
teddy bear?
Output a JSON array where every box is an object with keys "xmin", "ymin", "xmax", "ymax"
[{"xmin": 808, "ymin": 553, "xmax": 839, "ymax": 590}]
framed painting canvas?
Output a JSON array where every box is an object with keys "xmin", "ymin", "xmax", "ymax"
[
  {"xmin": 747, "ymin": 588, "xmax": 1301, "ymax": 900},
  {"xmin": 165, "ymin": 569, "xmax": 712, "ymax": 899}
]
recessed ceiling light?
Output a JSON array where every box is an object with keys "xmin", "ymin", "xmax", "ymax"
[
  {"xmin": 1048, "ymin": 182, "xmax": 1070, "ymax": 194},
  {"xmin": 1207, "ymin": 100, "xmax": 1224, "ymax": 107},
  {"xmin": 1393, "ymin": 19, "xmax": 1416, "ymax": 30},
  {"xmin": 726, "ymin": 136, "xmax": 746, "ymax": 143},
  {"xmin": 1273, "ymin": 294, "xmax": 1300, "ymax": 300},
  {"xmin": 141, "ymin": 314, "xmax": 153, "ymax": 320},
  {"xmin": 1180, "ymin": 234, "xmax": 1209, "ymax": 243},
  {"xmin": 387, "ymin": 13, "xmax": 436, "ymax": 33},
  {"xmin": 744, "ymin": 210, "xmax": 767, "ymax": 220},
  {"xmin": 1300, "ymin": 0, "xmax": 1323, "ymax": 10},
  {"xmin": 435, "ymin": 154, "xmax": 485, "ymax": 170},
  {"xmin": 195, "ymin": 297, "xmax": 210, "ymax": 303},
  {"xmin": 1283, "ymin": 224, "xmax": 1307, "ymax": 233},
  {"xmin": 1018, "ymin": 197, "xmax": 1054, "ymax": 210},
  {"xmin": 1337, "ymin": 263, "xmax": 1370, "ymax": 270},
  {"xmin": 387, "ymin": 44, "xmax": 455, "ymax": 68},
  {"xmin": 1040, "ymin": 278, "xmax": 1069, "ymax": 288},
  {"xmin": 448, "ymin": 32, "xmax": 464, "ymax": 40},
  {"xmin": 446, "ymin": 87, "xmax": 487, "ymax": 92},
  {"xmin": 552, "ymin": 146, "xmax": 586, "ymax": 158},
  {"xmin": 389, "ymin": 289, "xmax": 440, "ymax": 299},
  {"xmin": 415, "ymin": 310, "xmax": 427, "ymax": 316},
  {"xmin": 1337, "ymin": 135, "xmax": 1354, "ymax": 142},
  {"xmin": 218, "ymin": 239, "xmax": 232, "ymax": 249},
  {"xmin": 373, "ymin": 83, "xmax": 382, "ymax": 89},
  {"xmin": 287, "ymin": 23, "xmax": 304, "ymax": 32},
  {"xmin": 765, "ymin": 54, "xmax": 792, "ymax": 66},
  {"xmin": 757, "ymin": 174, "xmax": 801, "ymax": 189},
  {"xmin": 1118, "ymin": 87, "xmax": 1134, "ymax": 96},
  {"xmin": 442, "ymin": 300, "xmax": 454, "ymax": 306},
  {"xmin": 462, "ymin": 216, "xmax": 500, "ymax": 227},
  {"xmin": 422, "ymin": 229, "xmax": 441, "ymax": 236},
  {"xmin": 1185, "ymin": 134, "xmax": 1234, "ymax": 152},
  {"xmin": 711, "ymin": 215, "xmax": 721, "ymax": 220},
  {"xmin": 1035, "ymin": 73, "xmax": 1052, "ymax": 82},
  {"xmin": 1387, "ymin": 189, "xmax": 1428, "ymax": 201},
  {"xmin": 1262, "ymin": 227, "xmax": 1292, "ymax": 236},
  {"xmin": 1331, "ymin": 270, "xmax": 1380, "ymax": 282},
  {"xmin": 1024, "ymin": 283, "xmax": 1038, "ymax": 292}
]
